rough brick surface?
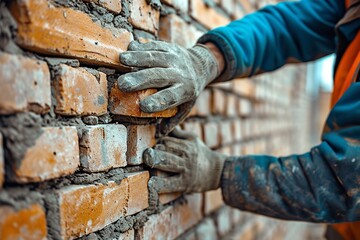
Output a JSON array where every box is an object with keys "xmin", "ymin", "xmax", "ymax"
[
  {"xmin": 11, "ymin": 0, "xmax": 133, "ymax": 70},
  {"xmin": 127, "ymin": 125, "xmax": 156, "ymax": 165},
  {"xmin": 0, "ymin": 134, "xmax": 3, "ymax": 188},
  {"xmin": 53, "ymin": 65, "xmax": 108, "ymax": 116},
  {"xmin": 204, "ymin": 189, "xmax": 224, "ymax": 214},
  {"xmin": 136, "ymin": 194, "xmax": 203, "ymax": 239},
  {"xmin": 190, "ymin": 0, "xmax": 230, "ymax": 29},
  {"xmin": 126, "ymin": 171, "xmax": 150, "ymax": 215},
  {"xmin": 0, "ymin": 204, "xmax": 47, "ymax": 240},
  {"xmin": 109, "ymin": 83, "xmax": 177, "ymax": 118},
  {"xmin": 80, "ymin": 124, "xmax": 127, "ymax": 172},
  {"xmin": 10, "ymin": 127, "xmax": 79, "ymax": 183},
  {"xmin": 159, "ymin": 14, "xmax": 202, "ymax": 48},
  {"xmin": 129, "ymin": 0, "xmax": 160, "ymax": 34},
  {"xmin": 0, "ymin": 53, "xmax": 51, "ymax": 115},
  {"xmin": 83, "ymin": 0, "xmax": 122, "ymax": 13}
]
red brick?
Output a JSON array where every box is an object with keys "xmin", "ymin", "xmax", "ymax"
[
  {"xmin": 10, "ymin": 127, "xmax": 79, "ymax": 183},
  {"xmin": 190, "ymin": 0, "xmax": 230, "ymax": 29},
  {"xmin": 136, "ymin": 194, "xmax": 202, "ymax": 239},
  {"xmin": 159, "ymin": 14, "xmax": 203, "ymax": 48},
  {"xmin": 203, "ymin": 122, "xmax": 220, "ymax": 148},
  {"xmin": 10, "ymin": 0, "xmax": 133, "ymax": 70},
  {"xmin": 58, "ymin": 171, "xmax": 149, "ymax": 238},
  {"xmin": 211, "ymin": 88, "xmax": 226, "ymax": 115},
  {"xmin": 118, "ymin": 229, "xmax": 135, "ymax": 240},
  {"xmin": 204, "ymin": 189, "xmax": 224, "ymax": 214},
  {"xmin": 53, "ymin": 65, "xmax": 108, "ymax": 116},
  {"xmin": 126, "ymin": 171, "xmax": 150, "ymax": 215},
  {"xmin": 195, "ymin": 218, "xmax": 218, "ymax": 240},
  {"xmin": 182, "ymin": 121, "xmax": 203, "ymax": 140},
  {"xmin": 127, "ymin": 125, "xmax": 156, "ymax": 165},
  {"xmin": 129, "ymin": 0, "xmax": 160, "ymax": 34},
  {"xmin": 161, "ymin": 0, "xmax": 189, "ymax": 13},
  {"xmin": 0, "ymin": 53, "xmax": 51, "ymax": 115},
  {"xmin": 0, "ymin": 204, "xmax": 47, "ymax": 240},
  {"xmin": 83, "ymin": 0, "xmax": 122, "ymax": 13},
  {"xmin": 0, "ymin": 134, "xmax": 3, "ymax": 188},
  {"xmin": 109, "ymin": 83, "xmax": 177, "ymax": 118},
  {"xmin": 80, "ymin": 124, "xmax": 127, "ymax": 172},
  {"xmin": 194, "ymin": 89, "xmax": 211, "ymax": 116}
]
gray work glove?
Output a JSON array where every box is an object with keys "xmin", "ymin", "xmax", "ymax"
[
  {"xmin": 118, "ymin": 41, "xmax": 220, "ymax": 137},
  {"xmin": 143, "ymin": 128, "xmax": 227, "ymax": 193}
]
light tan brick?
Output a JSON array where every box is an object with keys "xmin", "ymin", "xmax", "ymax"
[
  {"xmin": 109, "ymin": 83, "xmax": 177, "ymax": 118},
  {"xmin": 136, "ymin": 194, "xmax": 202, "ymax": 239},
  {"xmin": 204, "ymin": 189, "xmax": 224, "ymax": 214},
  {"xmin": 159, "ymin": 14, "xmax": 203, "ymax": 48},
  {"xmin": 0, "ymin": 204, "xmax": 47, "ymax": 240},
  {"xmin": 129, "ymin": 0, "xmax": 160, "ymax": 34},
  {"xmin": 10, "ymin": 127, "xmax": 79, "ymax": 183},
  {"xmin": 232, "ymin": 119, "xmax": 242, "ymax": 142},
  {"xmin": 216, "ymin": 206, "xmax": 232, "ymax": 236},
  {"xmin": 194, "ymin": 89, "xmax": 211, "ymax": 116},
  {"xmin": 226, "ymin": 94, "xmax": 238, "ymax": 117},
  {"xmin": 221, "ymin": 0, "xmax": 235, "ymax": 15},
  {"xmin": 195, "ymin": 218, "xmax": 218, "ymax": 240},
  {"xmin": 58, "ymin": 181, "xmax": 128, "ymax": 239},
  {"xmin": 126, "ymin": 171, "xmax": 149, "ymax": 215},
  {"xmin": 11, "ymin": 0, "xmax": 133, "ymax": 70},
  {"xmin": 80, "ymin": 124, "xmax": 127, "ymax": 172},
  {"xmin": 190, "ymin": 0, "xmax": 230, "ymax": 29},
  {"xmin": 83, "ymin": 0, "xmax": 122, "ymax": 13},
  {"xmin": 0, "ymin": 53, "xmax": 51, "ymax": 115},
  {"xmin": 53, "ymin": 65, "xmax": 108, "ymax": 116},
  {"xmin": 237, "ymin": 98, "xmax": 252, "ymax": 116},
  {"xmin": 0, "ymin": 134, "xmax": 3, "ymax": 188},
  {"xmin": 182, "ymin": 121, "xmax": 203, "ymax": 140},
  {"xmin": 219, "ymin": 121, "xmax": 233, "ymax": 146},
  {"xmin": 211, "ymin": 88, "xmax": 226, "ymax": 115},
  {"xmin": 203, "ymin": 122, "xmax": 220, "ymax": 149},
  {"xmin": 127, "ymin": 125, "xmax": 156, "ymax": 165},
  {"xmin": 161, "ymin": 0, "xmax": 189, "ymax": 13}
]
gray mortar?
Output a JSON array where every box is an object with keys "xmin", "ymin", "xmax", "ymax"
[
  {"xmin": 82, "ymin": 116, "xmax": 99, "ymax": 125},
  {"xmin": 45, "ymin": 57, "xmax": 80, "ymax": 68},
  {"xmin": 0, "ymin": 188, "xmax": 44, "ymax": 211},
  {"xmin": 43, "ymin": 191, "xmax": 62, "ymax": 240},
  {"xmin": 0, "ymin": 113, "xmax": 44, "ymax": 180},
  {"xmin": 0, "ymin": 2, "xmax": 23, "ymax": 54}
]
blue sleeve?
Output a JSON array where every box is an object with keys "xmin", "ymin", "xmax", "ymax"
[
  {"xmin": 221, "ymin": 82, "xmax": 360, "ymax": 222},
  {"xmin": 198, "ymin": 0, "xmax": 345, "ymax": 81}
]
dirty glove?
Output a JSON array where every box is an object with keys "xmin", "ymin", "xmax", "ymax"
[
  {"xmin": 118, "ymin": 41, "xmax": 220, "ymax": 136},
  {"xmin": 143, "ymin": 128, "xmax": 227, "ymax": 193}
]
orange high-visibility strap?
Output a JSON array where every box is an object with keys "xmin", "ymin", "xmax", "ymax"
[{"xmin": 330, "ymin": 31, "xmax": 360, "ymax": 107}]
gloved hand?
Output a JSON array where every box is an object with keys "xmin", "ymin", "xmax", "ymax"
[
  {"xmin": 143, "ymin": 128, "xmax": 227, "ymax": 193},
  {"xmin": 118, "ymin": 41, "xmax": 220, "ymax": 136}
]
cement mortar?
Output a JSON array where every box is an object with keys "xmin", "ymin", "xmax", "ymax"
[
  {"xmin": 0, "ymin": 188, "xmax": 43, "ymax": 211},
  {"xmin": 43, "ymin": 191, "xmax": 62, "ymax": 240}
]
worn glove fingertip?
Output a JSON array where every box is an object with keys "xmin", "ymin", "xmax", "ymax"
[{"xmin": 143, "ymin": 148, "xmax": 156, "ymax": 168}]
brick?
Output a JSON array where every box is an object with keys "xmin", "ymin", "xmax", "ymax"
[
  {"xmin": 232, "ymin": 79, "xmax": 255, "ymax": 97},
  {"xmin": 232, "ymin": 119, "xmax": 242, "ymax": 142},
  {"xmin": 53, "ymin": 65, "xmax": 108, "ymax": 116},
  {"xmin": 161, "ymin": 0, "xmax": 189, "ymax": 13},
  {"xmin": 182, "ymin": 121, "xmax": 203, "ymax": 140},
  {"xmin": 203, "ymin": 122, "xmax": 220, "ymax": 148},
  {"xmin": 126, "ymin": 171, "xmax": 149, "ymax": 215},
  {"xmin": 118, "ymin": 229, "xmax": 135, "ymax": 240},
  {"xmin": 194, "ymin": 89, "xmax": 211, "ymax": 116},
  {"xmin": 159, "ymin": 14, "xmax": 203, "ymax": 48},
  {"xmin": 215, "ymin": 207, "xmax": 232, "ymax": 236},
  {"xmin": 136, "ymin": 194, "xmax": 202, "ymax": 239},
  {"xmin": 219, "ymin": 121, "xmax": 233, "ymax": 146},
  {"xmin": 195, "ymin": 218, "xmax": 218, "ymax": 240},
  {"xmin": 0, "ymin": 204, "xmax": 47, "ymax": 240},
  {"xmin": 237, "ymin": 98, "xmax": 252, "ymax": 116},
  {"xmin": 155, "ymin": 171, "xmax": 181, "ymax": 204},
  {"xmin": 232, "ymin": 208, "xmax": 244, "ymax": 225},
  {"xmin": 129, "ymin": 0, "xmax": 160, "ymax": 34},
  {"xmin": 221, "ymin": 0, "xmax": 235, "ymax": 15},
  {"xmin": 211, "ymin": 88, "xmax": 226, "ymax": 115},
  {"xmin": 11, "ymin": 0, "xmax": 133, "ymax": 70},
  {"xmin": 109, "ymin": 83, "xmax": 177, "ymax": 118},
  {"xmin": 204, "ymin": 189, "xmax": 224, "ymax": 214},
  {"xmin": 190, "ymin": 0, "xmax": 230, "ymax": 29},
  {"xmin": 57, "ymin": 171, "xmax": 148, "ymax": 238},
  {"xmin": 80, "ymin": 124, "xmax": 127, "ymax": 172},
  {"xmin": 127, "ymin": 125, "xmax": 156, "ymax": 165},
  {"xmin": 83, "ymin": 0, "xmax": 122, "ymax": 14},
  {"xmin": 0, "ymin": 134, "xmax": 3, "ymax": 188},
  {"xmin": 226, "ymin": 94, "xmax": 238, "ymax": 117},
  {"xmin": 218, "ymin": 146, "xmax": 232, "ymax": 155},
  {"xmin": 232, "ymin": 143, "xmax": 243, "ymax": 156},
  {"xmin": 0, "ymin": 53, "xmax": 51, "ymax": 115},
  {"xmin": 10, "ymin": 127, "xmax": 79, "ymax": 183}
]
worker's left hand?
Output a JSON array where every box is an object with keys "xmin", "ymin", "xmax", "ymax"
[{"xmin": 143, "ymin": 128, "xmax": 227, "ymax": 193}]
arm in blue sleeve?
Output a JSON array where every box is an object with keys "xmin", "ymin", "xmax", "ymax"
[
  {"xmin": 221, "ymin": 83, "xmax": 360, "ymax": 222},
  {"xmin": 198, "ymin": 0, "xmax": 345, "ymax": 81}
]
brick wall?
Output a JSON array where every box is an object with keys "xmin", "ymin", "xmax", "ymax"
[{"xmin": 0, "ymin": 0, "xmax": 322, "ymax": 239}]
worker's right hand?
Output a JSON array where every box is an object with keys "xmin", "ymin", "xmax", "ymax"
[
  {"xmin": 143, "ymin": 128, "xmax": 227, "ymax": 193},
  {"xmin": 118, "ymin": 41, "xmax": 220, "ymax": 137}
]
